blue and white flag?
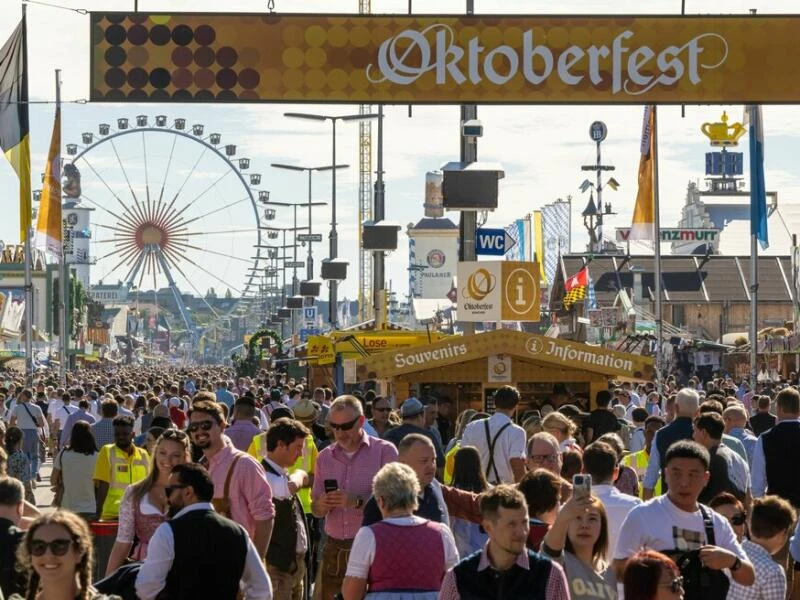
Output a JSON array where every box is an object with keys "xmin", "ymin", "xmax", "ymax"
[{"xmin": 745, "ymin": 105, "xmax": 769, "ymax": 249}]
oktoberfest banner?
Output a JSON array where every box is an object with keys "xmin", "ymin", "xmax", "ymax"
[{"xmin": 90, "ymin": 13, "xmax": 800, "ymax": 104}]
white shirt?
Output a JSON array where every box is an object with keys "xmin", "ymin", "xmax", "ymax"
[
  {"xmin": 262, "ymin": 456, "xmax": 308, "ymax": 554},
  {"xmin": 54, "ymin": 402, "xmax": 79, "ymax": 429},
  {"xmin": 592, "ymin": 483, "xmax": 642, "ymax": 558},
  {"xmin": 614, "ymin": 494, "xmax": 747, "ymax": 560},
  {"xmin": 461, "ymin": 412, "xmax": 527, "ymax": 484},
  {"xmin": 345, "ymin": 515, "xmax": 459, "ymax": 579},
  {"xmin": 135, "ymin": 502, "xmax": 272, "ymax": 600}
]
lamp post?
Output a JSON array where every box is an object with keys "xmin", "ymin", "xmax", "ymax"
[
  {"xmin": 284, "ymin": 112, "xmax": 379, "ymax": 328},
  {"xmin": 265, "ymin": 225, "xmax": 308, "ymax": 340},
  {"xmin": 270, "ymin": 163, "xmax": 338, "ymax": 282}
]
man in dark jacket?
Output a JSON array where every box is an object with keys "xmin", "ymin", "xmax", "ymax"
[
  {"xmin": 749, "ymin": 394, "xmax": 778, "ymax": 437},
  {"xmin": 135, "ymin": 463, "xmax": 272, "ymax": 600},
  {"xmin": 0, "ymin": 477, "xmax": 25, "ymax": 599}
]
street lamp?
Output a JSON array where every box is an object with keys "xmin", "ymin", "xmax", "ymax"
[
  {"xmin": 271, "ymin": 162, "xmax": 342, "ymax": 283},
  {"xmin": 284, "ymin": 112, "xmax": 380, "ymax": 328}
]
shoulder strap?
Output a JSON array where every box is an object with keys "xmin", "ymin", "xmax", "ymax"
[
  {"xmin": 483, "ymin": 419, "xmax": 512, "ymax": 484},
  {"xmin": 699, "ymin": 505, "xmax": 716, "ymax": 546},
  {"xmin": 62, "ymin": 404, "xmax": 74, "ymax": 414},
  {"xmin": 224, "ymin": 453, "xmax": 245, "ymax": 499}
]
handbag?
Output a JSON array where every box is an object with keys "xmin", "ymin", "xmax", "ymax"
[{"xmin": 662, "ymin": 506, "xmax": 730, "ymax": 600}]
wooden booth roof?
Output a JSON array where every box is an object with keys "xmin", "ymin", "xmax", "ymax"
[{"xmin": 360, "ymin": 329, "xmax": 654, "ymax": 380}]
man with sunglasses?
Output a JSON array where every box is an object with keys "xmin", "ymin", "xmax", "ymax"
[
  {"xmin": 187, "ymin": 397, "xmax": 275, "ymax": 561},
  {"xmin": 135, "ymin": 463, "xmax": 272, "ymax": 600},
  {"xmin": 311, "ymin": 395, "xmax": 398, "ymax": 600}
]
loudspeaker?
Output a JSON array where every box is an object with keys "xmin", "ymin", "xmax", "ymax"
[
  {"xmin": 300, "ymin": 281, "xmax": 321, "ymax": 296},
  {"xmin": 287, "ymin": 296, "xmax": 304, "ymax": 309},
  {"xmin": 321, "ymin": 260, "xmax": 348, "ymax": 281},
  {"xmin": 362, "ymin": 223, "xmax": 399, "ymax": 251},
  {"xmin": 442, "ymin": 170, "xmax": 499, "ymax": 210}
]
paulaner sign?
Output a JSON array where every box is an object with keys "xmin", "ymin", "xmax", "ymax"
[
  {"xmin": 90, "ymin": 14, "xmax": 800, "ymax": 104},
  {"xmin": 615, "ymin": 228, "xmax": 720, "ymax": 242}
]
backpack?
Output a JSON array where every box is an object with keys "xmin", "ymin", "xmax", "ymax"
[{"xmin": 661, "ymin": 506, "xmax": 730, "ymax": 600}]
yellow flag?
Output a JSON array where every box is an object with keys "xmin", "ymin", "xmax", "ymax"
[
  {"xmin": 36, "ymin": 107, "xmax": 62, "ymax": 256},
  {"xmin": 630, "ymin": 106, "xmax": 656, "ymax": 241}
]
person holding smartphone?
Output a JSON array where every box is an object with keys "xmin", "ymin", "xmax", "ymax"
[
  {"xmin": 311, "ymin": 395, "xmax": 398, "ymax": 600},
  {"xmin": 541, "ymin": 480, "xmax": 618, "ymax": 600}
]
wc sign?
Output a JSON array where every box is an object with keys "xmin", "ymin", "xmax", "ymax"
[
  {"xmin": 476, "ymin": 228, "xmax": 517, "ymax": 256},
  {"xmin": 303, "ymin": 306, "xmax": 317, "ymax": 325}
]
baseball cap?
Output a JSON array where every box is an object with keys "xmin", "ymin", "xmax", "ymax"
[{"xmin": 400, "ymin": 397, "xmax": 424, "ymax": 418}]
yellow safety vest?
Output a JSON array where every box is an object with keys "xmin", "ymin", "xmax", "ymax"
[
  {"xmin": 622, "ymin": 449, "xmax": 662, "ymax": 498},
  {"xmin": 443, "ymin": 440, "xmax": 461, "ymax": 485},
  {"xmin": 248, "ymin": 433, "xmax": 317, "ymax": 514},
  {"xmin": 102, "ymin": 446, "xmax": 150, "ymax": 520}
]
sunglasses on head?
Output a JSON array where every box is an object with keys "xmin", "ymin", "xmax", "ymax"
[
  {"xmin": 329, "ymin": 416, "xmax": 359, "ymax": 431},
  {"xmin": 187, "ymin": 420, "xmax": 215, "ymax": 433},
  {"xmin": 730, "ymin": 513, "xmax": 747, "ymax": 526},
  {"xmin": 659, "ymin": 576, "xmax": 684, "ymax": 594},
  {"xmin": 30, "ymin": 538, "xmax": 74, "ymax": 557}
]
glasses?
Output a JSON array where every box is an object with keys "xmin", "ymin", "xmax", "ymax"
[
  {"xmin": 30, "ymin": 538, "xmax": 74, "ymax": 557},
  {"xmin": 373, "ymin": 407, "xmax": 391, "ymax": 413},
  {"xmin": 729, "ymin": 513, "xmax": 747, "ymax": 526},
  {"xmin": 165, "ymin": 485, "xmax": 188, "ymax": 496},
  {"xmin": 329, "ymin": 416, "xmax": 359, "ymax": 431},
  {"xmin": 530, "ymin": 454, "xmax": 559, "ymax": 463},
  {"xmin": 187, "ymin": 420, "xmax": 215, "ymax": 433},
  {"xmin": 658, "ymin": 576, "xmax": 684, "ymax": 594}
]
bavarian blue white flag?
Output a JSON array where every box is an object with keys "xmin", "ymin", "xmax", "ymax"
[{"xmin": 744, "ymin": 105, "xmax": 769, "ymax": 250}]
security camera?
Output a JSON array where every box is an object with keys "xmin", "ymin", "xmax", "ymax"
[{"xmin": 462, "ymin": 119, "xmax": 483, "ymax": 138}]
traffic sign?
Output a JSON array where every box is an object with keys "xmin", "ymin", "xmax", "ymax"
[
  {"xmin": 286, "ymin": 261, "xmax": 305, "ymax": 268},
  {"xmin": 299, "ymin": 328, "xmax": 320, "ymax": 343},
  {"xmin": 297, "ymin": 233, "xmax": 323, "ymax": 243},
  {"xmin": 303, "ymin": 306, "xmax": 317, "ymax": 324},
  {"xmin": 476, "ymin": 228, "xmax": 517, "ymax": 256}
]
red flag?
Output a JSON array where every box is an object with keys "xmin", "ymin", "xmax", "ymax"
[{"xmin": 564, "ymin": 267, "xmax": 588, "ymax": 292}]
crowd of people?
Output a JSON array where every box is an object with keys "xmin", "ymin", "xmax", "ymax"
[{"xmin": 0, "ymin": 367, "xmax": 798, "ymax": 600}]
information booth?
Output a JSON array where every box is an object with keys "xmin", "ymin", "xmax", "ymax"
[{"xmin": 359, "ymin": 329, "xmax": 654, "ymax": 413}]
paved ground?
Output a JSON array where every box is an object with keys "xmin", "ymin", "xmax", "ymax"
[{"xmin": 33, "ymin": 456, "xmax": 56, "ymax": 512}]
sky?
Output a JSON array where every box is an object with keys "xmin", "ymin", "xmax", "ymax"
[{"xmin": 2, "ymin": 0, "xmax": 800, "ymax": 311}]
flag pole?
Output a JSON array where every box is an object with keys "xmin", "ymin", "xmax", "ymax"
[
  {"xmin": 750, "ymin": 206, "xmax": 758, "ymax": 387},
  {"xmin": 21, "ymin": 3, "xmax": 33, "ymax": 384},
  {"xmin": 652, "ymin": 107, "xmax": 663, "ymax": 394},
  {"xmin": 55, "ymin": 69, "xmax": 67, "ymax": 383}
]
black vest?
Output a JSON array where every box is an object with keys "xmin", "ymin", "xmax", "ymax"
[
  {"xmin": 698, "ymin": 445, "xmax": 745, "ymax": 504},
  {"xmin": 262, "ymin": 459, "xmax": 308, "ymax": 573},
  {"xmin": 165, "ymin": 508, "xmax": 248, "ymax": 600},
  {"xmin": 453, "ymin": 549, "xmax": 552, "ymax": 600},
  {"xmin": 655, "ymin": 416, "xmax": 695, "ymax": 491},
  {"xmin": 762, "ymin": 420, "xmax": 800, "ymax": 507}
]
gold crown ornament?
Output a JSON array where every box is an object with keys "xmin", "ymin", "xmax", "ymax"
[{"xmin": 701, "ymin": 111, "xmax": 746, "ymax": 147}]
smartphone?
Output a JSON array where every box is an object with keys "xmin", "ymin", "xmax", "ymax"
[
  {"xmin": 573, "ymin": 474, "xmax": 592, "ymax": 500},
  {"xmin": 324, "ymin": 479, "xmax": 338, "ymax": 493}
]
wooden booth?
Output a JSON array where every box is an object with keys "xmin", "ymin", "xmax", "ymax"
[{"xmin": 358, "ymin": 329, "xmax": 654, "ymax": 414}]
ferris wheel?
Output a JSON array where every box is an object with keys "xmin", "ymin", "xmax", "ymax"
[{"xmin": 64, "ymin": 114, "xmax": 271, "ymax": 348}]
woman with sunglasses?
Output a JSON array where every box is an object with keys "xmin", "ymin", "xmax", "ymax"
[
  {"xmin": 13, "ymin": 510, "xmax": 121, "ymax": 600},
  {"xmin": 623, "ymin": 550, "xmax": 683, "ymax": 599},
  {"xmin": 709, "ymin": 492, "xmax": 795, "ymax": 600},
  {"xmin": 104, "ymin": 429, "xmax": 191, "ymax": 576}
]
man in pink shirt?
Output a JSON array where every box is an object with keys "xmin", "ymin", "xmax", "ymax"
[
  {"xmin": 311, "ymin": 395, "xmax": 398, "ymax": 600},
  {"xmin": 188, "ymin": 394, "xmax": 275, "ymax": 559}
]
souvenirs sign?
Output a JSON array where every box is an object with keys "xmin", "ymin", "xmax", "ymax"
[
  {"xmin": 363, "ymin": 329, "xmax": 654, "ymax": 379},
  {"xmin": 91, "ymin": 14, "xmax": 800, "ymax": 104}
]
